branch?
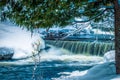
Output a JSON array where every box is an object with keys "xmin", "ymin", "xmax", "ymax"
[
  {"xmin": 74, "ymin": 9, "xmax": 107, "ymax": 23},
  {"xmin": 60, "ymin": 22, "xmax": 90, "ymax": 40}
]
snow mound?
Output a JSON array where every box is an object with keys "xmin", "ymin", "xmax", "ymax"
[
  {"xmin": 104, "ymin": 50, "xmax": 115, "ymax": 62},
  {"xmin": 54, "ymin": 50, "xmax": 118, "ymax": 80},
  {"xmin": 54, "ymin": 62, "xmax": 120, "ymax": 80},
  {"xmin": 0, "ymin": 23, "xmax": 45, "ymax": 59}
]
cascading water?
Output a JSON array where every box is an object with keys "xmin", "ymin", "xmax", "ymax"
[
  {"xmin": 0, "ymin": 22, "xmax": 111, "ymax": 80},
  {"xmin": 45, "ymin": 40, "xmax": 114, "ymax": 56}
]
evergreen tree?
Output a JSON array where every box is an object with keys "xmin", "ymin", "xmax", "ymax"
[{"xmin": 0, "ymin": 0, "xmax": 120, "ymax": 74}]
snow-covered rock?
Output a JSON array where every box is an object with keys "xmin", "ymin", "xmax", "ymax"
[
  {"xmin": 0, "ymin": 23, "xmax": 45, "ymax": 59},
  {"xmin": 104, "ymin": 50, "xmax": 115, "ymax": 62}
]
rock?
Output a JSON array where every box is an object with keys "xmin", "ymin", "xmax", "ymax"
[
  {"xmin": 0, "ymin": 47, "xmax": 14, "ymax": 60},
  {"xmin": 44, "ymin": 45, "xmax": 51, "ymax": 51}
]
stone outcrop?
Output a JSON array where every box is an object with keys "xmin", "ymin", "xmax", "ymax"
[{"xmin": 0, "ymin": 47, "xmax": 14, "ymax": 60}]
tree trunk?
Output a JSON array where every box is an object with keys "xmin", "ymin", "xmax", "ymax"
[{"xmin": 114, "ymin": 0, "xmax": 120, "ymax": 74}]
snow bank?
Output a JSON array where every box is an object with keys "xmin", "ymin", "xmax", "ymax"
[
  {"xmin": 54, "ymin": 62, "xmax": 120, "ymax": 80},
  {"xmin": 0, "ymin": 23, "xmax": 45, "ymax": 59},
  {"xmin": 53, "ymin": 50, "xmax": 120, "ymax": 80},
  {"xmin": 104, "ymin": 50, "xmax": 115, "ymax": 62}
]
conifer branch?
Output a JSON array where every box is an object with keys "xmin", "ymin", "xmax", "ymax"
[{"xmin": 74, "ymin": 8, "xmax": 107, "ymax": 23}]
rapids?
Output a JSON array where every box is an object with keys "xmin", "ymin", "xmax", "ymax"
[{"xmin": 0, "ymin": 22, "xmax": 113, "ymax": 80}]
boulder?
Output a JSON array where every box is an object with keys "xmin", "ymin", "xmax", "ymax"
[
  {"xmin": 0, "ymin": 47, "xmax": 14, "ymax": 60},
  {"xmin": 44, "ymin": 45, "xmax": 51, "ymax": 51}
]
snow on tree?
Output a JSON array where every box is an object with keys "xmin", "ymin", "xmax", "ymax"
[{"xmin": 0, "ymin": 0, "xmax": 120, "ymax": 74}]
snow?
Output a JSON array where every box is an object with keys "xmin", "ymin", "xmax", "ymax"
[
  {"xmin": 1, "ymin": 22, "xmax": 120, "ymax": 80},
  {"xmin": 93, "ymin": 29, "xmax": 114, "ymax": 35},
  {"xmin": 0, "ymin": 23, "xmax": 45, "ymax": 59},
  {"xmin": 53, "ymin": 62, "xmax": 120, "ymax": 80},
  {"xmin": 53, "ymin": 51, "xmax": 120, "ymax": 80},
  {"xmin": 104, "ymin": 50, "xmax": 115, "ymax": 62}
]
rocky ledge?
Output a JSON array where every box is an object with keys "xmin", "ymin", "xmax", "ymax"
[{"xmin": 0, "ymin": 47, "xmax": 14, "ymax": 60}]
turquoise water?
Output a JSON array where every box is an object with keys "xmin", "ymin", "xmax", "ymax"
[
  {"xmin": 0, "ymin": 43, "xmax": 104, "ymax": 80},
  {"xmin": 0, "ymin": 22, "xmax": 110, "ymax": 80},
  {"xmin": 0, "ymin": 60, "xmax": 93, "ymax": 80}
]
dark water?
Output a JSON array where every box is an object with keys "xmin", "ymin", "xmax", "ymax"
[{"xmin": 0, "ymin": 60, "xmax": 92, "ymax": 80}]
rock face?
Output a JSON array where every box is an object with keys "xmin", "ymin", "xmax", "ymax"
[{"xmin": 0, "ymin": 47, "xmax": 14, "ymax": 60}]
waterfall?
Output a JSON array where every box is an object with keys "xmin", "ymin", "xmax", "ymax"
[
  {"xmin": 0, "ymin": 23, "xmax": 106, "ymax": 80},
  {"xmin": 45, "ymin": 40, "xmax": 114, "ymax": 56}
]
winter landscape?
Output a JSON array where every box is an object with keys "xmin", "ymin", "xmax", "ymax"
[{"xmin": 0, "ymin": 0, "xmax": 120, "ymax": 80}]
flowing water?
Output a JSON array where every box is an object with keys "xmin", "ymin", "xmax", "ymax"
[
  {"xmin": 0, "ymin": 48, "xmax": 103, "ymax": 80},
  {"xmin": 0, "ymin": 23, "xmax": 111, "ymax": 80},
  {"xmin": 45, "ymin": 40, "xmax": 114, "ymax": 56}
]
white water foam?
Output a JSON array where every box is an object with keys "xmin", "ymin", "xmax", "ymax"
[
  {"xmin": 0, "ymin": 22, "xmax": 103, "ymax": 66},
  {"xmin": 40, "ymin": 47, "xmax": 103, "ymax": 63},
  {"xmin": 53, "ymin": 50, "xmax": 117, "ymax": 80}
]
